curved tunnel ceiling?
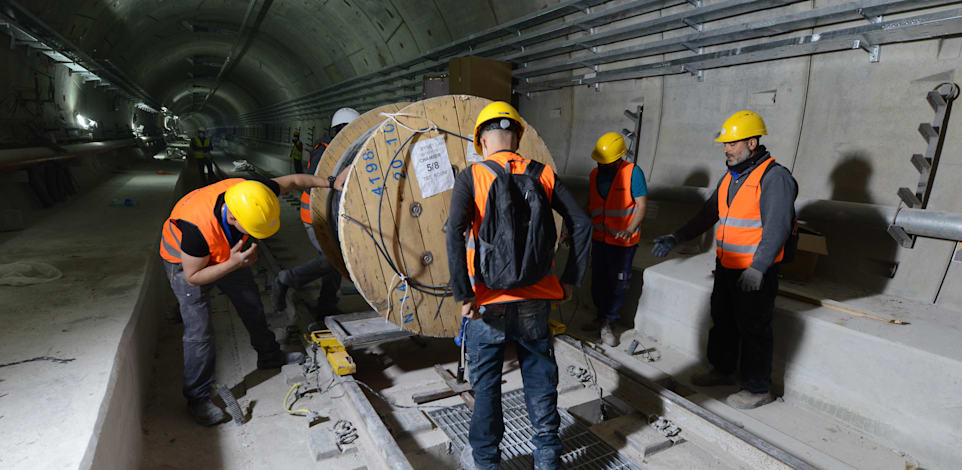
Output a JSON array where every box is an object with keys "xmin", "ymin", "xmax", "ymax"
[{"xmin": 21, "ymin": 0, "xmax": 556, "ymax": 126}]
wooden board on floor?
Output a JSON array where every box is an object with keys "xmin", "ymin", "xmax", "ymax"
[
  {"xmin": 309, "ymin": 102, "xmax": 410, "ymax": 278},
  {"xmin": 323, "ymin": 310, "xmax": 414, "ymax": 346},
  {"xmin": 338, "ymin": 95, "xmax": 558, "ymax": 338}
]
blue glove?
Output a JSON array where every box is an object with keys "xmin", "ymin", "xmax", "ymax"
[
  {"xmin": 652, "ymin": 234, "xmax": 677, "ymax": 257},
  {"xmin": 737, "ymin": 268, "xmax": 764, "ymax": 292}
]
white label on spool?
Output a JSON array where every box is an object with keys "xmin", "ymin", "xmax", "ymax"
[
  {"xmin": 411, "ymin": 135, "xmax": 455, "ymax": 199},
  {"xmin": 466, "ymin": 143, "xmax": 483, "ymax": 163}
]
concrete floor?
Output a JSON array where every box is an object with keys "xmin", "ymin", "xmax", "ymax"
[{"xmin": 0, "ymin": 157, "xmax": 182, "ymax": 469}]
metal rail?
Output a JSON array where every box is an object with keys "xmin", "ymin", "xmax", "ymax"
[
  {"xmin": 519, "ymin": 6, "xmax": 962, "ymax": 92},
  {"xmin": 239, "ymin": 0, "xmax": 962, "ymax": 124},
  {"xmin": 555, "ymin": 335, "xmax": 818, "ymax": 470},
  {"xmin": 0, "ymin": 0, "xmax": 159, "ymax": 110},
  {"xmin": 514, "ymin": 0, "xmax": 961, "ymax": 79}
]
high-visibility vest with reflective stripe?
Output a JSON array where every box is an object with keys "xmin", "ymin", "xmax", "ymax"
[
  {"xmin": 300, "ymin": 141, "xmax": 329, "ymax": 224},
  {"xmin": 159, "ymin": 178, "xmax": 249, "ymax": 264},
  {"xmin": 465, "ymin": 151, "xmax": 564, "ymax": 306},
  {"xmin": 191, "ymin": 137, "xmax": 211, "ymax": 159},
  {"xmin": 289, "ymin": 140, "xmax": 303, "ymax": 161},
  {"xmin": 715, "ymin": 158, "xmax": 784, "ymax": 269},
  {"xmin": 588, "ymin": 159, "xmax": 640, "ymax": 247}
]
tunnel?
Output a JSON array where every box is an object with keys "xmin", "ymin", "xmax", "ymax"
[{"xmin": 2, "ymin": 1, "xmax": 962, "ymax": 469}]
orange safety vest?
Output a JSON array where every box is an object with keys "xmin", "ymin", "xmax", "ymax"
[
  {"xmin": 716, "ymin": 158, "xmax": 784, "ymax": 269},
  {"xmin": 465, "ymin": 151, "xmax": 564, "ymax": 306},
  {"xmin": 300, "ymin": 141, "xmax": 329, "ymax": 224},
  {"xmin": 159, "ymin": 178, "xmax": 249, "ymax": 264},
  {"xmin": 589, "ymin": 159, "xmax": 640, "ymax": 247}
]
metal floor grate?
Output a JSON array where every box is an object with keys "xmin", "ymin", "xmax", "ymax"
[{"xmin": 427, "ymin": 388, "xmax": 642, "ymax": 470}]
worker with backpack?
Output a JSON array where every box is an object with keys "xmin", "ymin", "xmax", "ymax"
[{"xmin": 446, "ymin": 101, "xmax": 591, "ymax": 470}]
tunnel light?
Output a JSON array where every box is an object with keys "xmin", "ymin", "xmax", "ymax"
[{"xmin": 75, "ymin": 114, "xmax": 97, "ymax": 130}]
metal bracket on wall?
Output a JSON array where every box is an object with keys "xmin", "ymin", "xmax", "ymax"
[
  {"xmin": 889, "ymin": 82, "xmax": 960, "ymax": 248},
  {"xmin": 852, "ymin": 36, "xmax": 880, "ymax": 63},
  {"xmin": 623, "ymin": 105, "xmax": 644, "ymax": 163}
]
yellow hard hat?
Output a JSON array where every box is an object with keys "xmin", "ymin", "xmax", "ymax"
[
  {"xmin": 715, "ymin": 110, "xmax": 767, "ymax": 143},
  {"xmin": 224, "ymin": 181, "xmax": 281, "ymax": 239},
  {"xmin": 591, "ymin": 132, "xmax": 627, "ymax": 164},
  {"xmin": 473, "ymin": 101, "xmax": 525, "ymax": 155}
]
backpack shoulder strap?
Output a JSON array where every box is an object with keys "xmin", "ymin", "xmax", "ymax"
[
  {"xmin": 523, "ymin": 160, "xmax": 545, "ymax": 179},
  {"xmin": 479, "ymin": 159, "xmax": 505, "ymax": 178}
]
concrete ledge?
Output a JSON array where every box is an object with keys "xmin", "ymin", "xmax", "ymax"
[
  {"xmin": 634, "ymin": 252, "xmax": 962, "ymax": 469},
  {"xmin": 0, "ymin": 159, "xmax": 182, "ymax": 469}
]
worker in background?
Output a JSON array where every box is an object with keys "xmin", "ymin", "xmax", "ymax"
[
  {"xmin": 159, "ymin": 173, "xmax": 341, "ymax": 426},
  {"xmin": 189, "ymin": 129, "xmax": 215, "ymax": 183},
  {"xmin": 273, "ymin": 107, "xmax": 360, "ymax": 323},
  {"xmin": 290, "ymin": 129, "xmax": 304, "ymax": 174},
  {"xmin": 585, "ymin": 132, "xmax": 647, "ymax": 347},
  {"xmin": 447, "ymin": 102, "xmax": 591, "ymax": 470},
  {"xmin": 652, "ymin": 111, "xmax": 797, "ymax": 409}
]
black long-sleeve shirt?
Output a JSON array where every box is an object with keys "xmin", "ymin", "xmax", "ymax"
[
  {"xmin": 674, "ymin": 151, "xmax": 797, "ymax": 272},
  {"xmin": 446, "ymin": 163, "xmax": 592, "ymax": 302}
]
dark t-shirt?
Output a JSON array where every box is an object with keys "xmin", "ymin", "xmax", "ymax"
[{"xmin": 174, "ymin": 179, "xmax": 281, "ymax": 257}]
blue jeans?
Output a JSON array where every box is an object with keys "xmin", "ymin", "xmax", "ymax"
[
  {"xmin": 465, "ymin": 300, "xmax": 561, "ymax": 470},
  {"xmin": 590, "ymin": 240, "xmax": 638, "ymax": 322}
]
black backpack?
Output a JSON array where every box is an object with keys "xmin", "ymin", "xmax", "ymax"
[{"xmin": 475, "ymin": 158, "xmax": 557, "ymax": 290}]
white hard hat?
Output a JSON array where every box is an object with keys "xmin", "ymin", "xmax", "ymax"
[{"xmin": 332, "ymin": 107, "xmax": 360, "ymax": 128}]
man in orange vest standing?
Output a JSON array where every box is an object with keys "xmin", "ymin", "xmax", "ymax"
[
  {"xmin": 585, "ymin": 132, "xmax": 647, "ymax": 347},
  {"xmin": 273, "ymin": 107, "xmax": 359, "ymax": 322},
  {"xmin": 447, "ymin": 102, "xmax": 591, "ymax": 470},
  {"xmin": 652, "ymin": 111, "xmax": 797, "ymax": 409},
  {"xmin": 159, "ymin": 173, "xmax": 339, "ymax": 425}
]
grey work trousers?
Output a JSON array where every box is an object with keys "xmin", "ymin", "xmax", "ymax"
[{"xmin": 163, "ymin": 260, "xmax": 280, "ymax": 403}]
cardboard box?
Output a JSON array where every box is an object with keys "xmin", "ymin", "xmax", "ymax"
[
  {"xmin": 422, "ymin": 73, "xmax": 449, "ymax": 100},
  {"xmin": 780, "ymin": 223, "xmax": 828, "ymax": 281},
  {"xmin": 448, "ymin": 56, "xmax": 512, "ymax": 102}
]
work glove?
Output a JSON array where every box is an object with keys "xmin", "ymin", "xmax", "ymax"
[
  {"xmin": 651, "ymin": 234, "xmax": 677, "ymax": 257},
  {"xmin": 737, "ymin": 267, "xmax": 764, "ymax": 292}
]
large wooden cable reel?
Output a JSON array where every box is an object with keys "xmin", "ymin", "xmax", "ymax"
[
  {"xmin": 309, "ymin": 103, "xmax": 410, "ymax": 278},
  {"xmin": 335, "ymin": 95, "xmax": 559, "ymax": 338}
]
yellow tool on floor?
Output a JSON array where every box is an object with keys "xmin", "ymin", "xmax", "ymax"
[
  {"xmin": 309, "ymin": 330, "xmax": 357, "ymax": 376},
  {"xmin": 549, "ymin": 319, "xmax": 567, "ymax": 336}
]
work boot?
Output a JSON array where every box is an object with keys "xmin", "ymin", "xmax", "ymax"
[
  {"xmin": 188, "ymin": 399, "xmax": 229, "ymax": 426},
  {"xmin": 257, "ymin": 350, "xmax": 306, "ymax": 369},
  {"xmin": 580, "ymin": 316, "xmax": 604, "ymax": 332},
  {"xmin": 726, "ymin": 389, "xmax": 775, "ymax": 409},
  {"xmin": 459, "ymin": 445, "xmax": 478, "ymax": 470},
  {"xmin": 600, "ymin": 321, "xmax": 619, "ymax": 347},
  {"xmin": 690, "ymin": 369, "xmax": 736, "ymax": 387},
  {"xmin": 271, "ymin": 273, "xmax": 289, "ymax": 313}
]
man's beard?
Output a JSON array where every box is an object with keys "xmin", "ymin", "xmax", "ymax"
[{"xmin": 726, "ymin": 147, "xmax": 752, "ymax": 167}]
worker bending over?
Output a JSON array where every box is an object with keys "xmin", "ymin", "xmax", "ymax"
[
  {"xmin": 189, "ymin": 129, "xmax": 215, "ymax": 183},
  {"xmin": 585, "ymin": 132, "xmax": 647, "ymax": 347},
  {"xmin": 447, "ymin": 102, "xmax": 591, "ymax": 470},
  {"xmin": 652, "ymin": 111, "xmax": 797, "ymax": 409},
  {"xmin": 159, "ymin": 174, "xmax": 338, "ymax": 425},
  {"xmin": 273, "ymin": 107, "xmax": 359, "ymax": 322},
  {"xmin": 290, "ymin": 129, "xmax": 304, "ymax": 173}
]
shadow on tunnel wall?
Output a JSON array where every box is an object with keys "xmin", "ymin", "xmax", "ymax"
[
  {"xmin": 766, "ymin": 152, "xmax": 899, "ymax": 396},
  {"xmin": 799, "ymin": 152, "xmax": 898, "ymax": 296}
]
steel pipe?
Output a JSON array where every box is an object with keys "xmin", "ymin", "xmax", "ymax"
[{"xmin": 640, "ymin": 184, "xmax": 962, "ymax": 243}]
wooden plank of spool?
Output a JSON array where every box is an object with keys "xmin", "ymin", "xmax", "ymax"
[
  {"xmin": 309, "ymin": 103, "xmax": 410, "ymax": 278},
  {"xmin": 339, "ymin": 95, "xmax": 560, "ymax": 338}
]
